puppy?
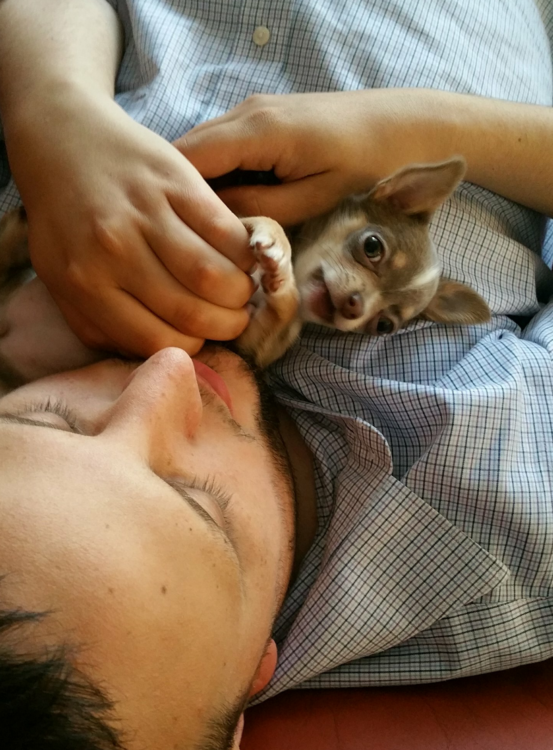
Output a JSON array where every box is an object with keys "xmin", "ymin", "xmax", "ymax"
[
  {"xmin": 0, "ymin": 157, "xmax": 490, "ymax": 381},
  {"xmin": 238, "ymin": 157, "xmax": 491, "ymax": 366}
]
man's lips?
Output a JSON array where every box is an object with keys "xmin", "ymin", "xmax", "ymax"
[{"xmin": 192, "ymin": 360, "xmax": 234, "ymax": 414}]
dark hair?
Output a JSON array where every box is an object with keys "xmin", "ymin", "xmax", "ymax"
[
  {"xmin": 0, "ymin": 608, "xmax": 124, "ymax": 750},
  {"xmin": 0, "ymin": 607, "xmax": 247, "ymax": 750}
]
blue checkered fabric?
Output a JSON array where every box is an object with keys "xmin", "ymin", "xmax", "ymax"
[{"xmin": 2, "ymin": 0, "xmax": 553, "ymax": 698}]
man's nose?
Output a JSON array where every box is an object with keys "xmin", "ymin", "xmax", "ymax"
[{"xmin": 103, "ymin": 348, "xmax": 203, "ymax": 451}]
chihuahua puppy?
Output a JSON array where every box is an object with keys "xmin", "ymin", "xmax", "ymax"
[
  {"xmin": 0, "ymin": 157, "xmax": 490, "ymax": 382},
  {"xmin": 238, "ymin": 157, "xmax": 491, "ymax": 366}
]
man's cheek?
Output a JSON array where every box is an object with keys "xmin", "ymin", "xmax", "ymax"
[
  {"xmin": 2, "ymin": 277, "xmax": 104, "ymax": 381},
  {"xmin": 1, "ymin": 312, "xmax": 103, "ymax": 382}
]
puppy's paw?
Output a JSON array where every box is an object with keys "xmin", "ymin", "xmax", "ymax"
[
  {"xmin": 237, "ymin": 216, "xmax": 300, "ymax": 367},
  {"xmin": 242, "ymin": 217, "xmax": 294, "ymax": 295}
]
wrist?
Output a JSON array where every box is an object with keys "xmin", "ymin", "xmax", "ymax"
[
  {"xmin": 3, "ymin": 85, "xmax": 120, "ymax": 208},
  {"xmin": 2, "ymin": 78, "xmax": 114, "ymax": 135},
  {"xmin": 350, "ymin": 88, "xmax": 459, "ymax": 188},
  {"xmin": 0, "ymin": 0, "xmax": 123, "ymax": 136}
]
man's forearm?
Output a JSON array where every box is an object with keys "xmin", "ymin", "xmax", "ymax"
[
  {"xmin": 0, "ymin": 0, "xmax": 123, "ymax": 128},
  {"xmin": 358, "ymin": 88, "xmax": 553, "ymax": 218},
  {"xmin": 420, "ymin": 89, "xmax": 553, "ymax": 218}
]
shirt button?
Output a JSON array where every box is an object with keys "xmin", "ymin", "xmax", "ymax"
[{"xmin": 252, "ymin": 25, "xmax": 271, "ymax": 47}]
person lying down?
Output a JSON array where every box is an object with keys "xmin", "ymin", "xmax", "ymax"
[
  {"xmin": 2, "ymin": 207, "xmax": 553, "ymax": 750},
  {"xmin": 0, "ymin": 214, "xmax": 299, "ymax": 748}
]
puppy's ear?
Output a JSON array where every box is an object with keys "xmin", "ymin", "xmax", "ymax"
[
  {"xmin": 368, "ymin": 157, "xmax": 466, "ymax": 221},
  {"xmin": 420, "ymin": 278, "xmax": 491, "ymax": 325}
]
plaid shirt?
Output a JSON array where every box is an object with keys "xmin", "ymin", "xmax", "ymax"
[{"xmin": 2, "ymin": 0, "xmax": 553, "ymax": 699}]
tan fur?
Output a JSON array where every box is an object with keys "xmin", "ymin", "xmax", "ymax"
[
  {"xmin": 391, "ymin": 252, "xmax": 407, "ymax": 270},
  {"xmin": 235, "ymin": 218, "xmax": 301, "ymax": 368}
]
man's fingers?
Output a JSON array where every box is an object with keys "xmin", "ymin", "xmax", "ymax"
[
  {"xmin": 124, "ymin": 266, "xmax": 251, "ymax": 342},
  {"xmin": 109, "ymin": 231, "xmax": 252, "ymax": 340},
  {"xmin": 175, "ymin": 116, "xmax": 280, "ymax": 181},
  {"xmin": 174, "ymin": 122, "xmax": 246, "ymax": 178},
  {"xmin": 38, "ymin": 217, "xmax": 252, "ymax": 343},
  {"xmin": 61, "ymin": 289, "xmax": 206, "ymax": 358},
  {"xmin": 179, "ymin": 121, "xmax": 342, "ymax": 224},
  {"xmin": 166, "ymin": 153, "xmax": 255, "ymax": 272},
  {"xmin": 146, "ymin": 209, "xmax": 254, "ymax": 308}
]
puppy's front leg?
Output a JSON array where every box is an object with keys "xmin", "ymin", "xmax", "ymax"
[{"xmin": 236, "ymin": 217, "xmax": 301, "ymax": 368}]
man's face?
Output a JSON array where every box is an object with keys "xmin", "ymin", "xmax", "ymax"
[{"xmin": 0, "ymin": 345, "xmax": 296, "ymax": 749}]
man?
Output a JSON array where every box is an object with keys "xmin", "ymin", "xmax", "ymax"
[
  {"xmin": 0, "ymin": 345, "xmax": 300, "ymax": 749},
  {"xmin": 1, "ymin": 1, "xmax": 553, "ymax": 749}
]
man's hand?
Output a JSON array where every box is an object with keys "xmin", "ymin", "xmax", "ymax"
[
  {"xmin": 0, "ymin": 0, "xmax": 255, "ymax": 358},
  {"xmin": 178, "ymin": 89, "xmax": 553, "ymax": 225},
  {"xmin": 8, "ymin": 92, "xmax": 254, "ymax": 357},
  {"xmin": 175, "ymin": 91, "xmax": 409, "ymax": 226}
]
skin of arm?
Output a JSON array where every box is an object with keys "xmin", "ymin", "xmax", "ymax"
[
  {"xmin": 0, "ymin": 0, "xmax": 123, "ymax": 104},
  {"xmin": 0, "ymin": 0, "xmax": 254, "ymax": 358},
  {"xmin": 177, "ymin": 88, "xmax": 553, "ymax": 225}
]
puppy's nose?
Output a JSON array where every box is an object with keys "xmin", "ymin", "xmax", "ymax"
[{"xmin": 340, "ymin": 292, "xmax": 364, "ymax": 320}]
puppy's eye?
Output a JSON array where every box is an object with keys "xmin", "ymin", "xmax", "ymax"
[
  {"xmin": 376, "ymin": 318, "xmax": 394, "ymax": 334},
  {"xmin": 363, "ymin": 234, "xmax": 384, "ymax": 260}
]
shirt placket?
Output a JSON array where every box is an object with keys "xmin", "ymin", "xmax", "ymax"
[{"xmin": 206, "ymin": 0, "xmax": 296, "ymax": 115}]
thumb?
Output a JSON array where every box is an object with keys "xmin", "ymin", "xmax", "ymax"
[
  {"xmin": 174, "ymin": 120, "xmax": 281, "ymax": 179},
  {"xmin": 217, "ymin": 175, "xmax": 336, "ymax": 226},
  {"xmin": 173, "ymin": 126, "xmax": 249, "ymax": 179}
]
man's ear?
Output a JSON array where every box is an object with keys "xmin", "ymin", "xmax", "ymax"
[
  {"xmin": 249, "ymin": 639, "xmax": 278, "ymax": 697},
  {"xmin": 420, "ymin": 278, "xmax": 491, "ymax": 325},
  {"xmin": 368, "ymin": 157, "xmax": 466, "ymax": 221}
]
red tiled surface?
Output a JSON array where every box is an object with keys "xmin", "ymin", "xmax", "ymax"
[{"xmin": 243, "ymin": 659, "xmax": 553, "ymax": 749}]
